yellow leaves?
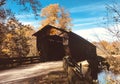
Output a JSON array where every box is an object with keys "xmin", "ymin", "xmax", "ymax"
[
  {"xmin": 40, "ymin": 4, "xmax": 72, "ymax": 30},
  {"xmin": 0, "ymin": 18, "xmax": 35, "ymax": 57},
  {"xmin": 50, "ymin": 28, "xmax": 58, "ymax": 35},
  {"xmin": 95, "ymin": 40, "xmax": 120, "ymax": 55},
  {"xmin": 7, "ymin": 19, "xmax": 19, "ymax": 28},
  {"xmin": 4, "ymin": 33, "xmax": 13, "ymax": 42},
  {"xmin": 99, "ymin": 40, "xmax": 108, "ymax": 47},
  {"xmin": 40, "ymin": 4, "xmax": 60, "ymax": 27},
  {"xmin": 50, "ymin": 17, "xmax": 57, "ymax": 21},
  {"xmin": 0, "ymin": 17, "xmax": 36, "ymax": 57},
  {"xmin": 25, "ymin": 31, "xmax": 30, "ymax": 36},
  {"xmin": 15, "ymin": 26, "xmax": 34, "ymax": 37},
  {"xmin": 2, "ymin": 49, "xmax": 10, "ymax": 54},
  {"xmin": 6, "ymin": 33, "xmax": 12, "ymax": 39},
  {"xmin": 41, "ymin": 4, "xmax": 59, "ymax": 17}
]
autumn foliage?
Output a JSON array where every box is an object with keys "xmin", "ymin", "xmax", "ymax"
[
  {"xmin": 0, "ymin": 18, "xmax": 34, "ymax": 58},
  {"xmin": 40, "ymin": 4, "xmax": 72, "ymax": 31},
  {"xmin": 93, "ymin": 40, "xmax": 120, "ymax": 56}
]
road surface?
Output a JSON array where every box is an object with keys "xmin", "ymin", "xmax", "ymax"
[{"xmin": 0, "ymin": 61, "xmax": 63, "ymax": 84}]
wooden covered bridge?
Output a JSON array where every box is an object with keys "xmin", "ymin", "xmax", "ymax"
[
  {"xmin": 33, "ymin": 25, "xmax": 97, "ymax": 62},
  {"xmin": 33, "ymin": 25, "xmax": 107, "ymax": 82}
]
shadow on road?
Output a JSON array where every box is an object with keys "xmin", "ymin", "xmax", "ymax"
[{"xmin": 4, "ymin": 70, "xmax": 68, "ymax": 84}]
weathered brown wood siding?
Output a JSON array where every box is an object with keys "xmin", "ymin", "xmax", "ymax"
[
  {"xmin": 68, "ymin": 32, "xmax": 97, "ymax": 62},
  {"xmin": 33, "ymin": 25, "xmax": 97, "ymax": 62},
  {"xmin": 33, "ymin": 25, "xmax": 65, "ymax": 61}
]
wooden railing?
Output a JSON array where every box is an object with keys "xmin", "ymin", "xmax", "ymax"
[{"xmin": 0, "ymin": 56, "xmax": 41, "ymax": 69}]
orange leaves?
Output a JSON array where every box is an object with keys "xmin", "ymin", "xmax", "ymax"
[
  {"xmin": 49, "ymin": 28, "xmax": 58, "ymax": 35},
  {"xmin": 2, "ymin": 49, "xmax": 10, "ymax": 54},
  {"xmin": 6, "ymin": 33, "xmax": 12, "ymax": 40},
  {"xmin": 40, "ymin": 4, "xmax": 72, "ymax": 30},
  {"xmin": 40, "ymin": 4, "xmax": 59, "ymax": 27},
  {"xmin": 41, "ymin": 4, "xmax": 59, "ymax": 18},
  {"xmin": 94, "ymin": 40, "xmax": 120, "ymax": 55},
  {"xmin": 0, "ymin": 18, "xmax": 35, "ymax": 58}
]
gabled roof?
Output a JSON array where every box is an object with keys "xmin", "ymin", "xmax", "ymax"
[
  {"xmin": 33, "ymin": 24, "xmax": 95, "ymax": 47},
  {"xmin": 33, "ymin": 25, "xmax": 68, "ymax": 36}
]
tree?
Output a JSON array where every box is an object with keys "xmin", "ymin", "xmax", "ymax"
[
  {"xmin": 0, "ymin": 0, "xmax": 41, "ymax": 16},
  {"xmin": 0, "ymin": 0, "xmax": 40, "ymax": 57},
  {"xmin": 104, "ymin": 2, "xmax": 120, "ymax": 55},
  {"xmin": 105, "ymin": 2, "xmax": 120, "ymax": 41},
  {"xmin": 95, "ymin": 2, "xmax": 120, "ymax": 56},
  {"xmin": 40, "ymin": 4, "xmax": 72, "ymax": 30},
  {"xmin": 0, "ymin": 18, "xmax": 35, "ymax": 58},
  {"xmin": 0, "ymin": 0, "xmax": 41, "ymax": 24},
  {"xmin": 0, "ymin": 23, "xmax": 9, "ymax": 57},
  {"xmin": 58, "ymin": 7, "xmax": 72, "ymax": 30}
]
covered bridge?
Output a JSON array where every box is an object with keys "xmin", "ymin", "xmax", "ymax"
[{"xmin": 33, "ymin": 25, "xmax": 97, "ymax": 62}]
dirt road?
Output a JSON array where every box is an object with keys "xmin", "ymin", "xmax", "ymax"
[{"xmin": 0, "ymin": 61, "xmax": 64, "ymax": 84}]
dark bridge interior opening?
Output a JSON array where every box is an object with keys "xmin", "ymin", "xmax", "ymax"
[
  {"xmin": 33, "ymin": 25, "xmax": 65, "ymax": 62},
  {"xmin": 47, "ymin": 35, "xmax": 65, "ymax": 61}
]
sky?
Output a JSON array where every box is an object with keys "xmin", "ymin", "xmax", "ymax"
[{"xmin": 4, "ymin": 0, "xmax": 120, "ymax": 42}]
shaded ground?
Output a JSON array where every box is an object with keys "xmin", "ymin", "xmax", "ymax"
[
  {"xmin": 6, "ymin": 70, "xmax": 68, "ymax": 84},
  {"xmin": 0, "ymin": 61, "xmax": 68, "ymax": 84}
]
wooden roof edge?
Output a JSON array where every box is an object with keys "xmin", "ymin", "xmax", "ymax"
[
  {"xmin": 32, "ymin": 25, "xmax": 68, "ymax": 36},
  {"xmin": 69, "ymin": 31, "xmax": 96, "ymax": 47},
  {"xmin": 32, "ymin": 24, "xmax": 96, "ymax": 47}
]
